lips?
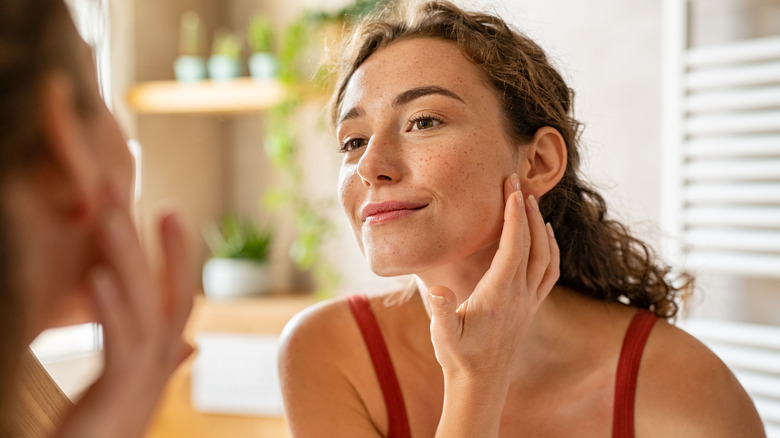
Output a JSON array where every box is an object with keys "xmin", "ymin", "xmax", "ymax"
[{"xmin": 360, "ymin": 201, "xmax": 428, "ymax": 224}]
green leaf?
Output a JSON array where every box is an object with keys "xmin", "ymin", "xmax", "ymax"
[
  {"xmin": 206, "ymin": 214, "xmax": 272, "ymax": 261},
  {"xmin": 261, "ymin": 188, "xmax": 292, "ymax": 210}
]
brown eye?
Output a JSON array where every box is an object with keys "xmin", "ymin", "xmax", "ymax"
[
  {"xmin": 340, "ymin": 138, "xmax": 367, "ymax": 152},
  {"xmin": 416, "ymin": 119, "xmax": 435, "ymax": 129},
  {"xmin": 410, "ymin": 115, "xmax": 442, "ymax": 131}
]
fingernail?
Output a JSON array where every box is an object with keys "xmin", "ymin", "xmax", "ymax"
[
  {"xmin": 515, "ymin": 191, "xmax": 524, "ymax": 208},
  {"xmin": 546, "ymin": 222, "xmax": 555, "ymax": 238},
  {"xmin": 510, "ymin": 173, "xmax": 520, "ymax": 191},
  {"xmin": 528, "ymin": 194, "xmax": 539, "ymax": 210},
  {"xmin": 428, "ymin": 292, "xmax": 447, "ymax": 305},
  {"xmin": 162, "ymin": 210, "xmax": 181, "ymax": 238}
]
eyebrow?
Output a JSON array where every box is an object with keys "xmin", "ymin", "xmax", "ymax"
[
  {"xmin": 338, "ymin": 85, "xmax": 465, "ymax": 125},
  {"xmin": 393, "ymin": 85, "xmax": 464, "ymax": 107}
]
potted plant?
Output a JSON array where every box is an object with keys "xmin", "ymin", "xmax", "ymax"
[
  {"xmin": 202, "ymin": 214, "xmax": 273, "ymax": 300},
  {"xmin": 247, "ymin": 14, "xmax": 278, "ymax": 80},
  {"xmin": 208, "ymin": 27, "xmax": 242, "ymax": 81},
  {"xmin": 174, "ymin": 11, "xmax": 207, "ymax": 82}
]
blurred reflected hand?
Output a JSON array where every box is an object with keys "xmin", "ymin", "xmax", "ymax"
[{"xmin": 54, "ymin": 186, "xmax": 195, "ymax": 438}]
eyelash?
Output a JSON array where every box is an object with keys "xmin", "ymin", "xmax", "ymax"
[
  {"xmin": 408, "ymin": 114, "xmax": 443, "ymax": 131},
  {"xmin": 339, "ymin": 137, "xmax": 367, "ymax": 153},
  {"xmin": 338, "ymin": 114, "xmax": 444, "ymax": 153}
]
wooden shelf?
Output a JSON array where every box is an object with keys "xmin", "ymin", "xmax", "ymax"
[{"xmin": 127, "ymin": 77, "xmax": 286, "ymax": 115}]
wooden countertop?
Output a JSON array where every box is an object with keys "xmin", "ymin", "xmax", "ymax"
[{"xmin": 145, "ymin": 294, "xmax": 316, "ymax": 438}]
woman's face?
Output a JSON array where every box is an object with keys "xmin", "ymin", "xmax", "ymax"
[{"xmin": 337, "ymin": 38, "xmax": 522, "ymax": 276}]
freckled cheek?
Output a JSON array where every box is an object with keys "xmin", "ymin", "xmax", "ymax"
[{"xmin": 429, "ymin": 150, "xmax": 489, "ymax": 207}]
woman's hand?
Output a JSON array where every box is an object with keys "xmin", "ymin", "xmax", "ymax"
[
  {"xmin": 54, "ymin": 189, "xmax": 195, "ymax": 438},
  {"xmin": 427, "ymin": 173, "xmax": 560, "ymax": 437}
]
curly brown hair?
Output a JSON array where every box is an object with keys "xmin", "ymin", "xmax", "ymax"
[{"xmin": 328, "ymin": 0, "xmax": 692, "ymax": 318}]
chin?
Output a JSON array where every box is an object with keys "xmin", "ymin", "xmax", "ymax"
[
  {"xmin": 369, "ymin": 264, "xmax": 412, "ymax": 278},
  {"xmin": 359, "ymin": 229, "xmax": 440, "ymax": 277},
  {"xmin": 364, "ymin": 250, "xmax": 434, "ymax": 278}
]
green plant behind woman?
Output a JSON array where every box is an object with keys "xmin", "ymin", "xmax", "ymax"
[{"xmin": 262, "ymin": 0, "xmax": 389, "ymax": 295}]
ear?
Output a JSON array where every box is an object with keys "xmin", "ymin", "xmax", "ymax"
[
  {"xmin": 517, "ymin": 126, "xmax": 567, "ymax": 198},
  {"xmin": 37, "ymin": 72, "xmax": 100, "ymax": 222}
]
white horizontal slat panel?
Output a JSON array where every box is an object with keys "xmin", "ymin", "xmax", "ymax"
[
  {"xmin": 687, "ymin": 229, "xmax": 780, "ymax": 252},
  {"xmin": 686, "ymin": 251, "xmax": 780, "ymax": 277},
  {"xmin": 686, "ymin": 35, "xmax": 780, "ymax": 67},
  {"xmin": 685, "ymin": 159, "xmax": 780, "ymax": 181},
  {"xmin": 735, "ymin": 372, "xmax": 780, "ymax": 401},
  {"xmin": 684, "ymin": 206, "xmax": 780, "ymax": 227},
  {"xmin": 767, "ymin": 423, "xmax": 780, "ymax": 438},
  {"xmin": 684, "ymin": 183, "xmax": 780, "ymax": 204},
  {"xmin": 686, "ymin": 62, "xmax": 780, "ymax": 91},
  {"xmin": 681, "ymin": 319, "xmax": 780, "ymax": 350},
  {"xmin": 685, "ymin": 110, "xmax": 780, "ymax": 136},
  {"xmin": 754, "ymin": 398, "xmax": 780, "ymax": 428},
  {"xmin": 685, "ymin": 135, "xmax": 780, "ymax": 158},
  {"xmin": 686, "ymin": 86, "xmax": 780, "ymax": 112},
  {"xmin": 664, "ymin": 2, "xmax": 780, "ymax": 279}
]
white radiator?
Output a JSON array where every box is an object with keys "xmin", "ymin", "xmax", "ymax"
[
  {"xmin": 681, "ymin": 319, "xmax": 780, "ymax": 436},
  {"xmin": 662, "ymin": 0, "xmax": 780, "ymax": 278}
]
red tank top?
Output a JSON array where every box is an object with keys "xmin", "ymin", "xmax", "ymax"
[{"xmin": 347, "ymin": 294, "xmax": 657, "ymax": 438}]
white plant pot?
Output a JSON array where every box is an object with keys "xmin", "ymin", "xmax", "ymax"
[
  {"xmin": 174, "ymin": 56, "xmax": 207, "ymax": 82},
  {"xmin": 207, "ymin": 55, "xmax": 242, "ymax": 81},
  {"xmin": 248, "ymin": 52, "xmax": 278, "ymax": 79},
  {"xmin": 202, "ymin": 258, "xmax": 270, "ymax": 300}
]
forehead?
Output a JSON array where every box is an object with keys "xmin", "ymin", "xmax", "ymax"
[{"xmin": 340, "ymin": 37, "xmax": 498, "ymax": 118}]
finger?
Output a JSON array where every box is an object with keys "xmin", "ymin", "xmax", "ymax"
[
  {"xmin": 524, "ymin": 195, "xmax": 552, "ymax": 292},
  {"xmin": 537, "ymin": 223, "xmax": 560, "ymax": 300},
  {"xmin": 89, "ymin": 266, "xmax": 132, "ymax": 372},
  {"xmin": 488, "ymin": 186, "xmax": 530, "ymax": 284},
  {"xmin": 503, "ymin": 173, "xmax": 520, "ymax": 204},
  {"xmin": 98, "ymin": 208, "xmax": 158, "ymax": 330},
  {"xmin": 428, "ymin": 286, "xmax": 462, "ymax": 350},
  {"xmin": 158, "ymin": 209, "xmax": 195, "ymax": 332}
]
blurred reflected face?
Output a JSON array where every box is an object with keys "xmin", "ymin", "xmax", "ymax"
[
  {"xmin": 75, "ymin": 40, "xmax": 134, "ymax": 204},
  {"xmin": 35, "ymin": 32, "xmax": 133, "ymax": 329},
  {"xmin": 337, "ymin": 38, "xmax": 521, "ymax": 276},
  {"xmin": 45, "ymin": 37, "xmax": 135, "ymax": 325}
]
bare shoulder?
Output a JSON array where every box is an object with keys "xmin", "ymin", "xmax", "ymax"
[
  {"xmin": 278, "ymin": 293, "xmax": 391, "ymax": 437},
  {"xmin": 278, "ymin": 295, "xmax": 372, "ymax": 405},
  {"xmin": 636, "ymin": 318, "xmax": 766, "ymax": 437},
  {"xmin": 279, "ymin": 295, "xmax": 358, "ymax": 365}
]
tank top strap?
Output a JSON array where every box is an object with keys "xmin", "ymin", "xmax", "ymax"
[
  {"xmin": 347, "ymin": 294, "xmax": 412, "ymax": 438},
  {"xmin": 612, "ymin": 309, "xmax": 658, "ymax": 438}
]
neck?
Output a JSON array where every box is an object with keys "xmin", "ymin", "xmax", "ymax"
[{"xmin": 414, "ymin": 241, "xmax": 498, "ymax": 309}]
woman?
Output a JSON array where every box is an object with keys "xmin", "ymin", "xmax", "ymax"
[
  {"xmin": 279, "ymin": 1, "xmax": 765, "ymax": 437},
  {"xmin": 0, "ymin": 0, "xmax": 194, "ymax": 436}
]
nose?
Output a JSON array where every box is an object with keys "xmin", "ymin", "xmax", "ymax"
[{"xmin": 356, "ymin": 133, "xmax": 402, "ymax": 187}]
